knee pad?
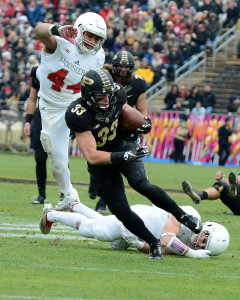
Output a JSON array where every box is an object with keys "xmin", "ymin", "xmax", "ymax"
[
  {"xmin": 40, "ymin": 131, "xmax": 52, "ymax": 155},
  {"xmin": 51, "ymin": 159, "xmax": 67, "ymax": 175}
]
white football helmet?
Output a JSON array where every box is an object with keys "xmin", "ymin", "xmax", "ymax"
[
  {"xmin": 74, "ymin": 12, "xmax": 107, "ymax": 55},
  {"xmin": 186, "ymin": 222, "xmax": 230, "ymax": 256}
]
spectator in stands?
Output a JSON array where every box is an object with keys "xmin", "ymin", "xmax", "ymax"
[
  {"xmin": 57, "ymin": 0, "xmax": 70, "ymax": 17},
  {"xmin": 218, "ymin": 117, "xmax": 233, "ymax": 166},
  {"xmin": 99, "ymin": 2, "xmax": 113, "ymax": 22},
  {"xmin": 222, "ymin": 0, "xmax": 239, "ymax": 28},
  {"xmin": 127, "ymin": 2, "xmax": 141, "ymax": 28},
  {"xmin": 192, "ymin": 23, "xmax": 208, "ymax": 52},
  {"xmin": 165, "ymin": 43, "xmax": 184, "ymax": 80},
  {"xmin": 227, "ymin": 96, "xmax": 240, "ymax": 113},
  {"xmin": 173, "ymin": 120, "xmax": 189, "ymax": 163},
  {"xmin": 0, "ymin": 86, "xmax": 19, "ymax": 118},
  {"xmin": 140, "ymin": 11, "xmax": 154, "ymax": 37},
  {"xmin": 173, "ymin": 14, "xmax": 186, "ymax": 38},
  {"xmin": 144, "ymin": 48, "xmax": 154, "ymax": 65},
  {"xmin": 128, "ymin": 41, "xmax": 145, "ymax": 61},
  {"xmin": 206, "ymin": 13, "xmax": 222, "ymax": 48},
  {"xmin": 124, "ymin": 29, "xmax": 136, "ymax": 50},
  {"xmin": 134, "ymin": 57, "xmax": 155, "ymax": 88},
  {"xmin": 200, "ymin": 0, "xmax": 214, "ymax": 13},
  {"xmin": 185, "ymin": 16, "xmax": 195, "ymax": 35},
  {"xmin": 172, "ymin": 98, "xmax": 188, "ymax": 122},
  {"xmin": 26, "ymin": 0, "xmax": 43, "ymax": 27},
  {"xmin": 212, "ymin": 0, "xmax": 225, "ymax": 22},
  {"xmin": 201, "ymin": 84, "xmax": 216, "ymax": 114},
  {"xmin": 164, "ymin": 83, "xmax": 179, "ymax": 110},
  {"xmin": 151, "ymin": 52, "xmax": 167, "ymax": 85},
  {"xmin": 191, "ymin": 101, "xmax": 206, "ymax": 122},
  {"xmin": 179, "ymin": 35, "xmax": 198, "ymax": 65},
  {"xmin": 179, "ymin": 85, "xmax": 188, "ymax": 101},
  {"xmin": 113, "ymin": 30, "xmax": 125, "ymax": 53},
  {"xmin": 150, "ymin": 35, "xmax": 164, "ymax": 53},
  {"xmin": 104, "ymin": 28, "xmax": 115, "ymax": 56},
  {"xmin": 126, "ymin": 20, "xmax": 143, "ymax": 42},
  {"xmin": 179, "ymin": 1, "xmax": 197, "ymax": 17},
  {"xmin": 140, "ymin": 33, "xmax": 151, "ymax": 54},
  {"xmin": 186, "ymin": 85, "xmax": 202, "ymax": 110},
  {"xmin": 0, "ymin": 30, "xmax": 8, "ymax": 50}
]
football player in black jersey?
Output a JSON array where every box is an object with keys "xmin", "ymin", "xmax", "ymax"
[
  {"xmin": 90, "ymin": 51, "xmax": 149, "ymax": 213},
  {"xmin": 182, "ymin": 171, "xmax": 240, "ymax": 215},
  {"xmin": 65, "ymin": 69, "xmax": 202, "ymax": 259},
  {"xmin": 24, "ymin": 66, "xmax": 64, "ymax": 204},
  {"xmin": 24, "ymin": 66, "xmax": 48, "ymax": 204}
]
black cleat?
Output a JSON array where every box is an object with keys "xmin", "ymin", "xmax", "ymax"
[
  {"xmin": 181, "ymin": 214, "xmax": 202, "ymax": 234},
  {"xmin": 31, "ymin": 195, "xmax": 46, "ymax": 205},
  {"xmin": 229, "ymin": 172, "xmax": 237, "ymax": 198},
  {"xmin": 148, "ymin": 240, "xmax": 162, "ymax": 259},
  {"xmin": 88, "ymin": 183, "xmax": 98, "ymax": 200},
  {"xmin": 182, "ymin": 180, "xmax": 201, "ymax": 204}
]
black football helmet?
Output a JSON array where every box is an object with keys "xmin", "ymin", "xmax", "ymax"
[
  {"xmin": 112, "ymin": 51, "xmax": 134, "ymax": 79},
  {"xmin": 81, "ymin": 69, "xmax": 116, "ymax": 112}
]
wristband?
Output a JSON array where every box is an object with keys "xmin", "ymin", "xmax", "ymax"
[
  {"xmin": 25, "ymin": 114, "xmax": 33, "ymax": 123},
  {"xmin": 49, "ymin": 25, "xmax": 61, "ymax": 37},
  {"xmin": 166, "ymin": 236, "xmax": 188, "ymax": 255},
  {"xmin": 110, "ymin": 152, "xmax": 125, "ymax": 164}
]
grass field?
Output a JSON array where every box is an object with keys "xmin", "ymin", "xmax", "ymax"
[{"xmin": 0, "ymin": 152, "xmax": 239, "ymax": 300}]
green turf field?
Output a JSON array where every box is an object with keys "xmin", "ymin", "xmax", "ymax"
[{"xmin": 0, "ymin": 152, "xmax": 239, "ymax": 300}]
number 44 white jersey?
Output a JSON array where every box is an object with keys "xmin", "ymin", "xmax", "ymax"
[{"xmin": 37, "ymin": 36, "xmax": 105, "ymax": 108}]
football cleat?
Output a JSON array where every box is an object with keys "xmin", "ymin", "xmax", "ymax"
[
  {"xmin": 55, "ymin": 188, "xmax": 80, "ymax": 211},
  {"xmin": 31, "ymin": 195, "xmax": 46, "ymax": 205},
  {"xmin": 88, "ymin": 183, "xmax": 98, "ymax": 200},
  {"xmin": 148, "ymin": 240, "xmax": 162, "ymax": 259},
  {"xmin": 182, "ymin": 180, "xmax": 201, "ymax": 204},
  {"xmin": 229, "ymin": 172, "xmax": 237, "ymax": 198},
  {"xmin": 181, "ymin": 214, "xmax": 203, "ymax": 234},
  {"xmin": 40, "ymin": 203, "xmax": 54, "ymax": 234}
]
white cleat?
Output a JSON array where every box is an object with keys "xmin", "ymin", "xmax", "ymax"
[
  {"xmin": 55, "ymin": 188, "xmax": 80, "ymax": 211},
  {"xmin": 40, "ymin": 203, "xmax": 54, "ymax": 235}
]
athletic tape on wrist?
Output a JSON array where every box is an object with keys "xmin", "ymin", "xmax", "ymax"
[{"xmin": 166, "ymin": 236, "xmax": 188, "ymax": 255}]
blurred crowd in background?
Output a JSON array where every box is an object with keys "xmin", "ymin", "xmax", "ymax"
[{"xmin": 0, "ymin": 0, "xmax": 240, "ymax": 119}]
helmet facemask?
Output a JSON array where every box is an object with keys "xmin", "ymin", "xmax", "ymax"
[
  {"xmin": 112, "ymin": 51, "xmax": 134, "ymax": 80},
  {"xmin": 186, "ymin": 222, "xmax": 230, "ymax": 256},
  {"xmin": 76, "ymin": 25, "xmax": 106, "ymax": 55}
]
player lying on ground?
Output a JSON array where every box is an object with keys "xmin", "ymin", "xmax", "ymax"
[
  {"xmin": 182, "ymin": 171, "xmax": 240, "ymax": 215},
  {"xmin": 40, "ymin": 202, "xmax": 229, "ymax": 258}
]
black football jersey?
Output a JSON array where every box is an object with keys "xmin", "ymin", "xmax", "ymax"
[
  {"xmin": 124, "ymin": 74, "xmax": 147, "ymax": 107},
  {"xmin": 30, "ymin": 66, "xmax": 40, "ymax": 90},
  {"xmin": 65, "ymin": 84, "xmax": 127, "ymax": 152}
]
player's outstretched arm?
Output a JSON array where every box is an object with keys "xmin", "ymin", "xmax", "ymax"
[
  {"xmin": 75, "ymin": 131, "xmax": 149, "ymax": 165},
  {"xmin": 24, "ymin": 87, "xmax": 38, "ymax": 136}
]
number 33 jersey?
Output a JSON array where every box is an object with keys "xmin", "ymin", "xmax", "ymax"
[
  {"xmin": 37, "ymin": 36, "xmax": 105, "ymax": 108},
  {"xmin": 65, "ymin": 84, "xmax": 126, "ymax": 152}
]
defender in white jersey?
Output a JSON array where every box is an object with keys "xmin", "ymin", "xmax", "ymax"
[
  {"xmin": 34, "ymin": 12, "xmax": 106, "ymax": 212},
  {"xmin": 40, "ymin": 203, "xmax": 230, "ymax": 258}
]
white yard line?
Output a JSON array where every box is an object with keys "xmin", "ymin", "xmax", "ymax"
[
  {"xmin": 0, "ymin": 262, "xmax": 239, "ymax": 279},
  {"xmin": 0, "ymin": 296, "xmax": 106, "ymax": 300}
]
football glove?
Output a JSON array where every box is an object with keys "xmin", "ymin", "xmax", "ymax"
[
  {"xmin": 50, "ymin": 25, "xmax": 78, "ymax": 45},
  {"xmin": 136, "ymin": 117, "xmax": 152, "ymax": 134},
  {"xmin": 111, "ymin": 147, "xmax": 149, "ymax": 163},
  {"xmin": 124, "ymin": 147, "xmax": 149, "ymax": 161}
]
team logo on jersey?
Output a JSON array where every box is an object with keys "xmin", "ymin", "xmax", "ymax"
[
  {"xmin": 65, "ymin": 48, "xmax": 70, "ymax": 53},
  {"xmin": 93, "ymin": 124, "xmax": 100, "ymax": 130}
]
